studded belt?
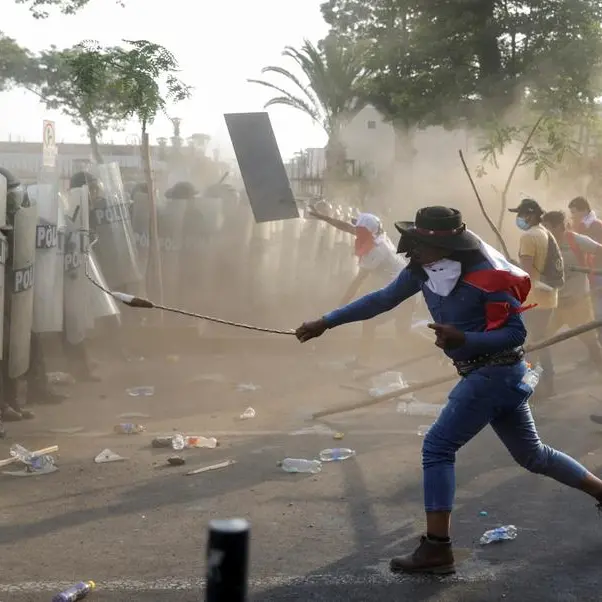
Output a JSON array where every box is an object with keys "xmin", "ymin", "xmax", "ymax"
[{"xmin": 453, "ymin": 347, "xmax": 524, "ymax": 377}]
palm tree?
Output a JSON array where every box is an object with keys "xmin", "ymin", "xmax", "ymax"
[{"xmin": 248, "ymin": 38, "xmax": 368, "ymax": 175}]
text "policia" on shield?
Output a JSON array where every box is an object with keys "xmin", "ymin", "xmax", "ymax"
[
  {"xmin": 13, "ymin": 264, "xmax": 34, "ymax": 293},
  {"xmin": 92, "ymin": 203, "xmax": 130, "ymax": 226},
  {"xmin": 36, "ymin": 224, "xmax": 58, "ymax": 249}
]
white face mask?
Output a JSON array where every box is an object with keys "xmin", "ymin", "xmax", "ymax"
[{"xmin": 423, "ymin": 259, "xmax": 462, "ymax": 297}]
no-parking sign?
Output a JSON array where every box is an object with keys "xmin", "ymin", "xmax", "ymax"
[{"xmin": 42, "ymin": 120, "xmax": 57, "ymax": 167}]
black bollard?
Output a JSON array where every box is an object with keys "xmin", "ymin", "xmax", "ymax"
[{"xmin": 205, "ymin": 518, "xmax": 250, "ymax": 602}]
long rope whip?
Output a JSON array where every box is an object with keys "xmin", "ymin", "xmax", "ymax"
[{"xmin": 82, "ymin": 236, "xmax": 295, "ymax": 336}]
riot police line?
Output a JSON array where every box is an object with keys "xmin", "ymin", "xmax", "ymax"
[{"xmin": 0, "ymin": 161, "xmax": 362, "ymax": 437}]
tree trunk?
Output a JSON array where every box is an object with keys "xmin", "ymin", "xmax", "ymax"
[
  {"xmin": 141, "ymin": 126, "xmax": 164, "ymax": 324},
  {"xmin": 85, "ymin": 121, "xmax": 104, "ymax": 164}
]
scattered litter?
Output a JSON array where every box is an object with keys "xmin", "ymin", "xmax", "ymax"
[
  {"xmin": 48, "ymin": 427, "xmax": 85, "ymax": 435},
  {"xmin": 239, "ymin": 407, "xmax": 256, "ymax": 420},
  {"xmin": 47, "ymin": 371, "xmax": 75, "ymax": 385},
  {"xmin": 152, "ymin": 436, "xmax": 173, "ymax": 448},
  {"xmin": 171, "ymin": 434, "xmax": 218, "ymax": 450},
  {"xmin": 279, "ymin": 458, "xmax": 322, "ymax": 473},
  {"xmin": 191, "ymin": 373, "xmax": 227, "ymax": 384},
  {"xmin": 113, "ymin": 423, "xmax": 146, "ymax": 435},
  {"xmin": 480, "ymin": 525, "xmax": 517, "ymax": 545},
  {"xmin": 94, "ymin": 449, "xmax": 126, "ymax": 463},
  {"xmin": 0, "ymin": 444, "xmax": 58, "ymax": 468},
  {"xmin": 289, "ymin": 424, "xmax": 335, "ymax": 436},
  {"xmin": 52, "ymin": 580, "xmax": 95, "ymax": 602},
  {"xmin": 186, "ymin": 459, "xmax": 236, "ymax": 476},
  {"xmin": 166, "ymin": 354, "xmax": 180, "ymax": 363},
  {"xmin": 126, "ymin": 386, "xmax": 155, "ymax": 397},
  {"xmin": 2, "ymin": 444, "xmax": 58, "ymax": 476},
  {"xmin": 416, "ymin": 425, "xmax": 430, "ymax": 437},
  {"xmin": 369, "ymin": 372, "xmax": 418, "ymax": 401},
  {"xmin": 318, "ymin": 448, "xmax": 356, "ymax": 462},
  {"xmin": 119, "ymin": 412, "xmax": 151, "ymax": 419},
  {"xmin": 479, "ymin": 511, "xmax": 488, "ymax": 517},
  {"xmin": 167, "ymin": 456, "xmax": 186, "ymax": 466},
  {"xmin": 333, "ymin": 432, "xmax": 345, "ymax": 440},
  {"xmin": 397, "ymin": 401, "xmax": 444, "ymax": 417},
  {"xmin": 236, "ymin": 383, "xmax": 260, "ymax": 392}
]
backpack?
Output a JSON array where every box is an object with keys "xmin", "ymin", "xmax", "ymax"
[{"xmin": 540, "ymin": 229, "xmax": 565, "ymax": 289}]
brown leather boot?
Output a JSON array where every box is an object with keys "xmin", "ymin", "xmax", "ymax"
[{"xmin": 390, "ymin": 535, "xmax": 455, "ymax": 575}]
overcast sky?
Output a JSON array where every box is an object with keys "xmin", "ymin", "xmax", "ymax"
[{"xmin": 1, "ymin": 0, "xmax": 329, "ymax": 160}]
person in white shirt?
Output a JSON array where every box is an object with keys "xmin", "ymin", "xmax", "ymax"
[{"xmin": 308, "ymin": 207, "xmax": 416, "ymax": 365}]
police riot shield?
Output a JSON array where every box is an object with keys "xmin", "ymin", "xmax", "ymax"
[
  {"xmin": 28, "ymin": 184, "xmax": 64, "ymax": 333},
  {"xmin": 88, "ymin": 162, "xmax": 142, "ymax": 289},
  {"xmin": 63, "ymin": 186, "xmax": 93, "ymax": 345},
  {"xmin": 157, "ymin": 200, "xmax": 186, "ymax": 322},
  {"xmin": 130, "ymin": 188, "xmax": 150, "ymax": 280},
  {"xmin": 0, "ymin": 176, "xmax": 7, "ymax": 361},
  {"xmin": 7, "ymin": 195, "xmax": 37, "ymax": 379},
  {"xmin": 86, "ymin": 251, "xmax": 120, "ymax": 322}
]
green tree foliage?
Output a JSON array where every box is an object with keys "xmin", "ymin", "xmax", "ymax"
[
  {"xmin": 18, "ymin": 45, "xmax": 125, "ymax": 162},
  {"xmin": 248, "ymin": 38, "xmax": 369, "ymax": 173},
  {"xmin": 14, "ymin": 0, "xmax": 123, "ymax": 19},
  {"xmin": 322, "ymin": 0, "xmax": 602, "ymax": 123},
  {"xmin": 0, "ymin": 32, "xmax": 30, "ymax": 90}
]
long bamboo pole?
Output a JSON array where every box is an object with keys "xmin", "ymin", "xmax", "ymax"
[{"xmin": 312, "ymin": 319, "xmax": 602, "ymax": 419}]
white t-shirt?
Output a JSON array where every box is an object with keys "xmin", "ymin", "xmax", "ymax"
[{"xmin": 358, "ymin": 238, "xmax": 406, "ymax": 287}]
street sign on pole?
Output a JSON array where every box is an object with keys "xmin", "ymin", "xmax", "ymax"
[{"xmin": 42, "ymin": 120, "xmax": 57, "ymax": 168}]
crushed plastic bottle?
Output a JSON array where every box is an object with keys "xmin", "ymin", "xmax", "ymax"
[
  {"xmin": 126, "ymin": 386, "xmax": 155, "ymax": 397},
  {"xmin": 318, "ymin": 448, "xmax": 356, "ymax": 462},
  {"xmin": 171, "ymin": 434, "xmax": 218, "ymax": 450},
  {"xmin": 9, "ymin": 444, "xmax": 56, "ymax": 472},
  {"xmin": 479, "ymin": 525, "xmax": 517, "ymax": 545},
  {"xmin": 397, "ymin": 401, "xmax": 443, "ymax": 417},
  {"xmin": 522, "ymin": 364, "xmax": 543, "ymax": 389},
  {"xmin": 52, "ymin": 580, "xmax": 95, "ymax": 602},
  {"xmin": 280, "ymin": 458, "xmax": 322, "ymax": 473},
  {"xmin": 113, "ymin": 423, "xmax": 146, "ymax": 435},
  {"xmin": 240, "ymin": 407, "xmax": 256, "ymax": 420}
]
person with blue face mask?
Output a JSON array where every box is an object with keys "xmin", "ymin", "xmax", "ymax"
[{"xmin": 509, "ymin": 198, "xmax": 558, "ymax": 399}]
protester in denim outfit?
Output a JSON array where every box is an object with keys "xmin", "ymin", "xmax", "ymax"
[{"xmin": 296, "ymin": 206, "xmax": 602, "ymax": 575}]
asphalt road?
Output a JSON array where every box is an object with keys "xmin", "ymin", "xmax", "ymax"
[{"xmin": 1, "ymin": 335, "xmax": 601, "ymax": 602}]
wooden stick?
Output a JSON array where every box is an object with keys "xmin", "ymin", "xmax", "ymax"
[
  {"xmin": 567, "ymin": 265, "xmax": 602, "ymax": 276},
  {"xmin": 353, "ymin": 352, "xmax": 437, "ymax": 382},
  {"xmin": 312, "ymin": 319, "xmax": 602, "ymax": 419},
  {"xmin": 459, "ymin": 150, "xmax": 511, "ymax": 259},
  {"xmin": 186, "ymin": 459, "xmax": 236, "ymax": 476},
  {"xmin": 0, "ymin": 445, "xmax": 58, "ymax": 468}
]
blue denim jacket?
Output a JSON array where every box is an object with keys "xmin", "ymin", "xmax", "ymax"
[{"xmin": 323, "ymin": 259, "xmax": 527, "ymax": 362}]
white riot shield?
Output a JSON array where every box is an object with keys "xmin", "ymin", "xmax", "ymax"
[
  {"xmin": 8, "ymin": 200, "xmax": 37, "ymax": 379},
  {"xmin": 86, "ymin": 252, "xmax": 120, "ymax": 321},
  {"xmin": 63, "ymin": 187, "xmax": 93, "ymax": 345},
  {"xmin": 29, "ymin": 184, "xmax": 64, "ymax": 333},
  {"xmin": 88, "ymin": 163, "xmax": 142, "ymax": 288},
  {"xmin": 0, "ymin": 176, "xmax": 7, "ymax": 361},
  {"xmin": 130, "ymin": 190, "xmax": 150, "ymax": 279}
]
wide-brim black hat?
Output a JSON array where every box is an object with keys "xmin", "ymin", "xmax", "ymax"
[{"xmin": 394, "ymin": 206, "xmax": 480, "ymax": 252}]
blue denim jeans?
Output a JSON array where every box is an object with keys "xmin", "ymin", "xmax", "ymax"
[{"xmin": 422, "ymin": 361, "xmax": 588, "ymax": 512}]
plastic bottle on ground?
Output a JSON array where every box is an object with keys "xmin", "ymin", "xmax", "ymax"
[
  {"xmin": 479, "ymin": 525, "xmax": 518, "ymax": 545},
  {"xmin": 318, "ymin": 448, "xmax": 356, "ymax": 462},
  {"xmin": 522, "ymin": 364, "xmax": 543, "ymax": 389},
  {"xmin": 52, "ymin": 580, "xmax": 96, "ymax": 602},
  {"xmin": 9, "ymin": 444, "xmax": 33, "ymax": 463},
  {"xmin": 280, "ymin": 458, "xmax": 322, "ymax": 473},
  {"xmin": 126, "ymin": 386, "xmax": 155, "ymax": 397},
  {"xmin": 171, "ymin": 434, "xmax": 218, "ymax": 450},
  {"xmin": 113, "ymin": 423, "xmax": 145, "ymax": 435},
  {"xmin": 240, "ymin": 407, "xmax": 256, "ymax": 420}
]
